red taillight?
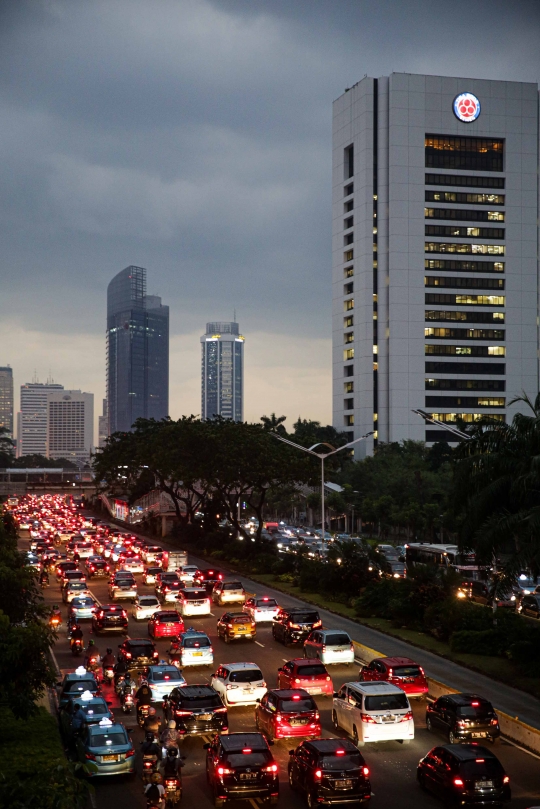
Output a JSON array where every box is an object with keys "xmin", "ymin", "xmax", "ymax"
[
  {"xmin": 314, "ymin": 770, "xmax": 322, "ymax": 779},
  {"xmin": 453, "ymin": 778, "xmax": 464, "ymax": 787},
  {"xmin": 363, "ymin": 766, "xmax": 369, "ymax": 777},
  {"xmin": 242, "ymin": 748, "xmax": 252, "ymax": 754},
  {"xmin": 85, "ymin": 752, "xmax": 96, "ymax": 761},
  {"xmin": 126, "ymin": 652, "xmax": 131, "ymax": 658},
  {"xmin": 292, "ymin": 695, "xmax": 300, "ymax": 701},
  {"xmin": 217, "ymin": 766, "xmax": 231, "ymax": 776},
  {"xmin": 490, "ymin": 718, "xmax": 498, "ymax": 726},
  {"xmin": 400, "ymin": 711, "xmax": 413, "ymax": 722},
  {"xmin": 503, "ymin": 776, "xmax": 509, "ymax": 784},
  {"xmin": 335, "ymin": 749, "xmax": 345, "ymax": 756},
  {"xmin": 265, "ymin": 764, "xmax": 278, "ymax": 773},
  {"xmin": 126, "ymin": 748, "xmax": 135, "ymax": 758},
  {"xmin": 294, "ymin": 678, "xmax": 300, "ymax": 684},
  {"xmin": 360, "ymin": 714, "xmax": 377, "ymax": 724}
]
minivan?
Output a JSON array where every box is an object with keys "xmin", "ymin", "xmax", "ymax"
[{"xmin": 332, "ymin": 682, "xmax": 414, "ymax": 746}]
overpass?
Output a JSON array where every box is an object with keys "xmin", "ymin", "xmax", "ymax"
[{"xmin": 0, "ymin": 468, "xmax": 95, "ymax": 498}]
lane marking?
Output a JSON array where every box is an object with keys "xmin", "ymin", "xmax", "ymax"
[
  {"xmin": 282, "ymin": 659, "xmax": 289, "ymax": 663},
  {"xmin": 254, "ymin": 641, "xmax": 265, "ymax": 648}
]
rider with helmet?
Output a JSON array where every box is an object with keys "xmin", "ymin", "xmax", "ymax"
[
  {"xmin": 83, "ymin": 638, "xmax": 100, "ymax": 669},
  {"xmin": 141, "ymin": 731, "xmax": 162, "ymax": 758},
  {"xmin": 135, "ymin": 678, "xmax": 153, "ymax": 723},
  {"xmin": 144, "ymin": 773, "xmax": 165, "ymax": 808},
  {"xmin": 142, "ymin": 705, "xmax": 162, "ymax": 736},
  {"xmin": 39, "ymin": 568, "xmax": 50, "ymax": 586},
  {"xmin": 158, "ymin": 746, "xmax": 184, "ymax": 779},
  {"xmin": 160, "ymin": 720, "xmax": 180, "ymax": 753}
]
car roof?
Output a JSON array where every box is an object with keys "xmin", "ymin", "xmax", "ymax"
[
  {"xmin": 101, "ymin": 604, "xmax": 124, "ymax": 611},
  {"xmin": 294, "ymin": 658, "xmax": 325, "ymax": 666},
  {"xmin": 319, "ymin": 630, "xmax": 350, "ymax": 637},
  {"xmin": 139, "ymin": 594, "xmax": 159, "ymax": 600},
  {"xmin": 306, "ymin": 739, "xmax": 358, "ymax": 754},
  {"xmin": 65, "ymin": 671, "xmax": 97, "ymax": 681},
  {"xmin": 347, "ymin": 681, "xmax": 406, "ymax": 695},
  {"xmin": 441, "ymin": 744, "xmax": 496, "ymax": 761},
  {"xmin": 223, "ymin": 662, "xmax": 261, "ymax": 671},
  {"xmin": 126, "ymin": 638, "xmax": 154, "ymax": 646},
  {"xmin": 155, "ymin": 610, "xmax": 181, "ymax": 617},
  {"xmin": 88, "ymin": 722, "xmax": 127, "ymax": 736},
  {"xmin": 220, "ymin": 733, "xmax": 268, "ymax": 751},
  {"xmin": 268, "ymin": 689, "xmax": 311, "ymax": 698},
  {"xmin": 148, "ymin": 664, "xmax": 178, "ymax": 673},
  {"xmin": 376, "ymin": 656, "xmax": 417, "ymax": 666},
  {"xmin": 180, "ymin": 629, "xmax": 209, "ymax": 638},
  {"xmin": 446, "ymin": 694, "xmax": 493, "ymax": 706},
  {"xmin": 176, "ymin": 684, "xmax": 215, "ymax": 697}
]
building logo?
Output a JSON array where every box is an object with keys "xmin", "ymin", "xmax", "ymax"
[{"xmin": 453, "ymin": 92, "xmax": 481, "ymax": 123}]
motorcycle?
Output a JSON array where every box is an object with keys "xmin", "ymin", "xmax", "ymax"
[
  {"xmin": 86, "ymin": 655, "xmax": 101, "ymax": 675},
  {"xmin": 121, "ymin": 689, "xmax": 134, "ymax": 714},
  {"xmin": 141, "ymin": 754, "xmax": 159, "ymax": 785},
  {"xmin": 71, "ymin": 638, "xmax": 84, "ymax": 657},
  {"xmin": 103, "ymin": 667, "xmax": 114, "ymax": 684},
  {"xmin": 115, "ymin": 675, "xmax": 126, "ymax": 696},
  {"xmin": 49, "ymin": 613, "xmax": 62, "ymax": 629},
  {"xmin": 164, "ymin": 777, "xmax": 182, "ymax": 807},
  {"xmin": 137, "ymin": 703, "xmax": 151, "ymax": 728}
]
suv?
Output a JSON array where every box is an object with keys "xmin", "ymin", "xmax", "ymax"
[
  {"xmin": 92, "ymin": 604, "xmax": 129, "ymax": 635},
  {"xmin": 117, "ymin": 638, "xmax": 159, "ymax": 669},
  {"xmin": 303, "ymin": 630, "xmax": 355, "ymax": 666},
  {"xmin": 217, "ymin": 612, "xmax": 256, "ymax": 643},
  {"xmin": 288, "ymin": 738, "xmax": 371, "ymax": 807},
  {"xmin": 359, "ymin": 657, "xmax": 428, "ymax": 699},
  {"xmin": 212, "ymin": 581, "xmax": 246, "ymax": 606},
  {"xmin": 272, "ymin": 609, "xmax": 322, "ymax": 645},
  {"xmin": 108, "ymin": 572, "xmax": 137, "ymax": 600},
  {"xmin": 417, "ymin": 744, "xmax": 511, "ymax": 805},
  {"xmin": 277, "ymin": 659, "xmax": 333, "ymax": 696},
  {"xmin": 519, "ymin": 593, "xmax": 540, "ymax": 618},
  {"xmin": 84, "ymin": 557, "xmax": 110, "ymax": 578},
  {"xmin": 195, "ymin": 568, "xmax": 224, "ymax": 593},
  {"xmin": 255, "ymin": 689, "xmax": 321, "ymax": 741},
  {"xmin": 211, "ymin": 663, "xmax": 267, "ymax": 706},
  {"xmin": 204, "ymin": 732, "xmax": 278, "ymax": 807},
  {"xmin": 163, "ymin": 684, "xmax": 228, "ymax": 737},
  {"xmin": 426, "ymin": 693, "xmax": 501, "ymax": 744},
  {"xmin": 332, "ymin": 682, "xmax": 414, "ymax": 747}
]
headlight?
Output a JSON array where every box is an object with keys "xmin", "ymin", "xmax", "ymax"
[{"xmin": 457, "ymin": 591, "xmax": 466, "ymax": 599}]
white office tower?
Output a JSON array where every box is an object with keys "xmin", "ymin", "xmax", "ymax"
[
  {"xmin": 332, "ymin": 74, "xmax": 539, "ymax": 454},
  {"xmin": 46, "ymin": 390, "xmax": 94, "ymax": 465},
  {"xmin": 200, "ymin": 322, "xmax": 244, "ymax": 421},
  {"xmin": 17, "ymin": 381, "xmax": 64, "ymax": 457},
  {"xmin": 98, "ymin": 399, "xmax": 108, "ymax": 448}
]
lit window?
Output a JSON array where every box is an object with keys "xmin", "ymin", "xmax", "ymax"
[
  {"xmin": 373, "ymin": 345, "xmax": 378, "ymax": 354},
  {"xmin": 344, "ymin": 250, "xmax": 353, "ymax": 261},
  {"xmin": 488, "ymin": 346, "xmax": 506, "ymax": 356},
  {"xmin": 344, "ymin": 316, "xmax": 353, "ymax": 327},
  {"xmin": 344, "ymin": 349, "xmax": 355, "ymax": 360},
  {"xmin": 344, "ymin": 415, "xmax": 354, "ymax": 426},
  {"xmin": 373, "ymin": 413, "xmax": 378, "ymax": 421},
  {"xmin": 344, "ymin": 332, "xmax": 354, "ymax": 344},
  {"xmin": 344, "ymin": 299, "xmax": 354, "ymax": 311},
  {"xmin": 344, "ymin": 382, "xmax": 354, "ymax": 393},
  {"xmin": 344, "ymin": 266, "xmax": 354, "ymax": 278}
]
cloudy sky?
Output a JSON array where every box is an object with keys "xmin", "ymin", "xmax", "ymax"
[{"xmin": 1, "ymin": 0, "xmax": 539, "ymax": 437}]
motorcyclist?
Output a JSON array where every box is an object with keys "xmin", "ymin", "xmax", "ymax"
[
  {"xmin": 102, "ymin": 648, "xmax": 116, "ymax": 675},
  {"xmin": 142, "ymin": 705, "xmax": 161, "ymax": 736},
  {"xmin": 144, "ymin": 776, "xmax": 165, "ymax": 808},
  {"xmin": 49, "ymin": 605, "xmax": 62, "ymax": 626},
  {"xmin": 113, "ymin": 656, "xmax": 128, "ymax": 687},
  {"xmin": 39, "ymin": 569, "xmax": 50, "ymax": 586},
  {"xmin": 160, "ymin": 720, "xmax": 180, "ymax": 753},
  {"xmin": 159, "ymin": 746, "xmax": 184, "ymax": 779},
  {"xmin": 136, "ymin": 679, "xmax": 153, "ymax": 722},
  {"xmin": 69, "ymin": 621, "xmax": 84, "ymax": 648},
  {"xmin": 141, "ymin": 731, "xmax": 162, "ymax": 758},
  {"xmin": 84, "ymin": 638, "xmax": 100, "ymax": 669}
]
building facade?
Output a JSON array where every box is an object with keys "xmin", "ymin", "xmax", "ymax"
[
  {"xmin": 106, "ymin": 266, "xmax": 169, "ymax": 434},
  {"xmin": 98, "ymin": 399, "xmax": 108, "ymax": 448},
  {"xmin": 17, "ymin": 381, "xmax": 64, "ymax": 457},
  {"xmin": 46, "ymin": 390, "xmax": 94, "ymax": 465},
  {"xmin": 0, "ymin": 366, "xmax": 14, "ymax": 438},
  {"xmin": 200, "ymin": 322, "xmax": 244, "ymax": 421},
  {"xmin": 332, "ymin": 73, "xmax": 539, "ymax": 453}
]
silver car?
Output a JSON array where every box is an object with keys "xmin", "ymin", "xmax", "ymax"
[{"xmin": 303, "ymin": 629, "xmax": 355, "ymax": 665}]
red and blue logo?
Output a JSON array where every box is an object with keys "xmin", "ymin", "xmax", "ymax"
[{"xmin": 453, "ymin": 92, "xmax": 481, "ymax": 123}]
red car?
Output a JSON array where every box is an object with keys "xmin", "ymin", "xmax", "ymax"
[
  {"xmin": 359, "ymin": 656, "xmax": 428, "ymax": 698},
  {"xmin": 148, "ymin": 610, "xmax": 185, "ymax": 639},
  {"xmin": 277, "ymin": 659, "xmax": 333, "ymax": 696},
  {"xmin": 255, "ymin": 689, "xmax": 321, "ymax": 740}
]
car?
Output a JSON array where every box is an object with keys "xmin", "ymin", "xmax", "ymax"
[
  {"xmin": 56, "ymin": 667, "xmax": 100, "ymax": 711},
  {"xmin": 426, "ymin": 693, "xmax": 501, "ymax": 744},
  {"xmin": 55, "ymin": 561, "xmax": 80, "ymax": 580},
  {"xmin": 169, "ymin": 629, "xmax": 214, "ymax": 668},
  {"xmin": 256, "ymin": 689, "xmax": 321, "ymax": 741},
  {"xmin": 92, "ymin": 604, "xmax": 129, "ymax": 635},
  {"xmin": 515, "ymin": 573, "xmax": 539, "ymax": 597},
  {"xmin": 212, "ymin": 580, "xmax": 246, "ymax": 606},
  {"xmin": 63, "ymin": 582, "xmax": 92, "ymax": 603},
  {"xmin": 272, "ymin": 609, "xmax": 322, "ymax": 646},
  {"xmin": 211, "ymin": 663, "xmax": 267, "ymax": 706},
  {"xmin": 177, "ymin": 588, "xmax": 212, "ymax": 617},
  {"xmin": 359, "ymin": 656, "xmax": 428, "ymax": 699},
  {"xmin": 75, "ymin": 717, "xmax": 135, "ymax": 777},
  {"xmin": 217, "ymin": 612, "xmax": 257, "ymax": 643},
  {"xmin": 148, "ymin": 610, "xmax": 185, "ymax": 639},
  {"xmin": 303, "ymin": 630, "xmax": 355, "ymax": 666},
  {"xmin": 131, "ymin": 594, "xmax": 161, "ymax": 621},
  {"xmin": 288, "ymin": 738, "xmax": 371, "ymax": 807},
  {"xmin": 178, "ymin": 564, "xmax": 199, "ymax": 582},
  {"xmin": 277, "ymin": 659, "xmax": 333, "ymax": 696},
  {"xmin": 195, "ymin": 568, "xmax": 224, "ymax": 593},
  {"xmin": 375, "ymin": 544, "xmax": 401, "ymax": 561},
  {"xmin": 60, "ymin": 691, "xmax": 114, "ymax": 741},
  {"xmin": 458, "ymin": 580, "xmax": 517, "ymax": 609},
  {"xmin": 204, "ymin": 732, "xmax": 279, "ymax": 807},
  {"xmin": 142, "ymin": 566, "xmax": 162, "ymax": 585},
  {"xmin": 163, "ymin": 684, "xmax": 228, "ymax": 738},
  {"xmin": 142, "ymin": 545, "xmax": 163, "ymax": 563},
  {"xmin": 155, "ymin": 571, "xmax": 180, "ymax": 596},
  {"xmin": 119, "ymin": 558, "xmax": 145, "ymax": 575},
  {"xmin": 417, "ymin": 744, "xmax": 511, "ymax": 805},
  {"xmin": 332, "ymin": 682, "xmax": 414, "ymax": 747},
  {"xmin": 61, "ymin": 568, "xmax": 87, "ymax": 586},
  {"xmin": 244, "ymin": 596, "xmax": 281, "ymax": 623},
  {"xmin": 110, "ymin": 545, "xmax": 128, "ymax": 563},
  {"xmin": 108, "ymin": 574, "xmax": 137, "ymax": 600},
  {"xmin": 518, "ymin": 594, "xmax": 540, "ymax": 618},
  {"xmin": 69, "ymin": 595, "xmax": 98, "ymax": 621},
  {"xmin": 117, "ymin": 638, "xmax": 159, "ymax": 670},
  {"xmin": 84, "ymin": 557, "xmax": 111, "ymax": 578},
  {"xmin": 159, "ymin": 580, "xmax": 183, "ymax": 603},
  {"xmin": 383, "ymin": 560, "xmax": 407, "ymax": 579},
  {"xmin": 72, "ymin": 541, "xmax": 94, "ymax": 559},
  {"xmin": 145, "ymin": 664, "xmax": 187, "ymax": 703}
]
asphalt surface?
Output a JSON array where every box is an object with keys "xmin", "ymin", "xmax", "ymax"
[{"xmin": 23, "ymin": 529, "xmax": 540, "ymax": 809}]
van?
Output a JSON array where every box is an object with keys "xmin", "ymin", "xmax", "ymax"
[
  {"xmin": 332, "ymin": 682, "xmax": 414, "ymax": 747},
  {"xmin": 166, "ymin": 550, "xmax": 188, "ymax": 571},
  {"xmin": 178, "ymin": 588, "xmax": 211, "ymax": 617}
]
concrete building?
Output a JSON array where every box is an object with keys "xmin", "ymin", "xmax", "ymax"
[
  {"xmin": 17, "ymin": 381, "xmax": 64, "ymax": 457},
  {"xmin": 0, "ymin": 366, "xmax": 14, "ymax": 438},
  {"xmin": 98, "ymin": 399, "xmax": 108, "ymax": 448},
  {"xmin": 200, "ymin": 322, "xmax": 244, "ymax": 421},
  {"xmin": 46, "ymin": 390, "xmax": 94, "ymax": 465},
  {"xmin": 106, "ymin": 266, "xmax": 169, "ymax": 434},
  {"xmin": 332, "ymin": 73, "xmax": 539, "ymax": 453}
]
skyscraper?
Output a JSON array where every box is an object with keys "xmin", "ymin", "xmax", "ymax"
[
  {"xmin": 46, "ymin": 390, "xmax": 94, "ymax": 465},
  {"xmin": 17, "ymin": 380, "xmax": 64, "ymax": 457},
  {"xmin": 332, "ymin": 73, "xmax": 538, "ymax": 454},
  {"xmin": 200, "ymin": 322, "xmax": 244, "ymax": 421},
  {"xmin": 106, "ymin": 266, "xmax": 169, "ymax": 434},
  {"xmin": 98, "ymin": 399, "xmax": 108, "ymax": 448},
  {"xmin": 0, "ymin": 366, "xmax": 14, "ymax": 438}
]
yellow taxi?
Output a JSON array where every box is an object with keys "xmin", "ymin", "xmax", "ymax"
[{"xmin": 217, "ymin": 611, "xmax": 257, "ymax": 643}]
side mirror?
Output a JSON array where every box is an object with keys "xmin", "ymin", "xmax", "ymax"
[
  {"xmin": 202, "ymin": 743, "xmax": 210, "ymax": 750},
  {"xmin": 333, "ymin": 692, "xmax": 339, "ymax": 698},
  {"xmin": 255, "ymin": 698, "xmax": 261, "ymax": 704},
  {"xmin": 288, "ymin": 749, "xmax": 295, "ymax": 756},
  {"xmin": 277, "ymin": 668, "xmax": 282, "ymax": 673}
]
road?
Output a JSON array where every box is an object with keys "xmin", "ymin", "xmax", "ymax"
[{"xmin": 23, "ymin": 529, "xmax": 540, "ymax": 809}]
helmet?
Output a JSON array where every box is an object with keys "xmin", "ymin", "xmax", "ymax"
[
  {"xmin": 145, "ymin": 731, "xmax": 155, "ymax": 742},
  {"xmin": 167, "ymin": 747, "xmax": 178, "ymax": 757},
  {"xmin": 168, "ymin": 720, "xmax": 176, "ymax": 729},
  {"xmin": 52, "ymin": 604, "xmax": 59, "ymax": 610},
  {"xmin": 141, "ymin": 679, "xmax": 148, "ymax": 686},
  {"xmin": 148, "ymin": 706, "xmax": 156, "ymax": 716},
  {"xmin": 151, "ymin": 772, "xmax": 162, "ymax": 784},
  {"xmin": 106, "ymin": 648, "xmax": 112, "ymax": 654},
  {"xmin": 74, "ymin": 703, "xmax": 81, "ymax": 710},
  {"xmin": 88, "ymin": 639, "xmax": 95, "ymax": 647}
]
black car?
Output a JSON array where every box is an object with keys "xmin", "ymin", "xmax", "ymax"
[
  {"xmin": 288, "ymin": 738, "xmax": 371, "ymax": 807},
  {"xmin": 426, "ymin": 693, "xmax": 500, "ymax": 744},
  {"xmin": 117, "ymin": 638, "xmax": 159, "ymax": 670},
  {"xmin": 195, "ymin": 568, "xmax": 225, "ymax": 593},
  {"xmin": 272, "ymin": 609, "xmax": 322, "ymax": 645},
  {"xmin": 92, "ymin": 604, "xmax": 129, "ymax": 635},
  {"xmin": 84, "ymin": 556, "xmax": 110, "ymax": 578},
  {"xmin": 519, "ymin": 594, "xmax": 540, "ymax": 618},
  {"xmin": 204, "ymin": 732, "xmax": 278, "ymax": 807},
  {"xmin": 418, "ymin": 744, "xmax": 510, "ymax": 806},
  {"xmin": 163, "ymin": 684, "xmax": 228, "ymax": 737}
]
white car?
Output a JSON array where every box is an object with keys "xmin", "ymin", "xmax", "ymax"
[
  {"xmin": 121, "ymin": 559, "xmax": 145, "ymax": 574},
  {"xmin": 145, "ymin": 664, "xmax": 186, "ymax": 702},
  {"xmin": 132, "ymin": 595, "xmax": 161, "ymax": 621},
  {"xmin": 244, "ymin": 596, "xmax": 280, "ymax": 623},
  {"xmin": 18, "ymin": 521, "xmax": 31, "ymax": 530},
  {"xmin": 177, "ymin": 588, "xmax": 211, "ymax": 617},
  {"xmin": 210, "ymin": 662, "xmax": 267, "ymax": 707},
  {"xmin": 303, "ymin": 629, "xmax": 355, "ymax": 666},
  {"xmin": 178, "ymin": 565, "xmax": 199, "ymax": 583},
  {"xmin": 333, "ymin": 682, "xmax": 414, "ymax": 746},
  {"xmin": 64, "ymin": 586, "xmax": 93, "ymax": 604}
]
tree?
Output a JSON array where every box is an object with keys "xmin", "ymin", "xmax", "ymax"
[
  {"xmin": 292, "ymin": 419, "xmax": 349, "ymax": 450},
  {"xmin": 260, "ymin": 413, "xmax": 287, "ymax": 436},
  {"xmin": 0, "ymin": 427, "xmax": 14, "ymax": 467},
  {"xmin": 10, "ymin": 455, "xmax": 77, "ymax": 469}
]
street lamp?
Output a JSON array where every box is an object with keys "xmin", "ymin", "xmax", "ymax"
[
  {"xmin": 411, "ymin": 409, "xmax": 472, "ymax": 441},
  {"xmin": 271, "ymin": 432, "xmax": 374, "ymax": 536},
  {"xmin": 351, "ymin": 490, "xmax": 359, "ymax": 535}
]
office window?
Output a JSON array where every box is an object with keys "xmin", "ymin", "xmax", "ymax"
[
  {"xmin": 426, "ymin": 225, "xmax": 504, "ymax": 239},
  {"xmin": 426, "ymin": 396, "xmax": 505, "ymax": 408},
  {"xmin": 344, "ymin": 398, "xmax": 354, "ymax": 410},
  {"xmin": 425, "ymin": 136, "xmax": 504, "ymax": 172},
  {"xmin": 344, "ymin": 282, "xmax": 354, "ymax": 295},
  {"xmin": 429, "ymin": 412, "xmax": 505, "ymax": 423},
  {"xmin": 344, "ymin": 365, "xmax": 354, "ymax": 377},
  {"xmin": 344, "ymin": 233, "xmax": 354, "ymax": 245},
  {"xmin": 344, "ymin": 299, "xmax": 354, "ymax": 311},
  {"xmin": 425, "ymin": 378, "xmax": 505, "ymax": 391},
  {"xmin": 344, "ymin": 266, "xmax": 354, "ymax": 278},
  {"xmin": 425, "ymin": 277, "xmax": 504, "ymax": 290},
  {"xmin": 425, "ymin": 260, "xmax": 504, "ymax": 273},
  {"xmin": 344, "ymin": 145, "xmax": 354, "ymax": 179},
  {"xmin": 344, "ymin": 315, "xmax": 354, "ymax": 327},
  {"xmin": 425, "ymin": 208, "xmax": 505, "ymax": 223},
  {"xmin": 425, "ymin": 344, "xmax": 506, "ymax": 357},
  {"xmin": 425, "ymin": 243, "xmax": 505, "ymax": 256},
  {"xmin": 425, "ymin": 190, "xmax": 505, "ymax": 205},
  {"xmin": 344, "ymin": 348, "xmax": 355, "ymax": 360},
  {"xmin": 344, "ymin": 332, "xmax": 354, "ymax": 344},
  {"xmin": 425, "ymin": 327, "xmax": 504, "ymax": 340},
  {"xmin": 425, "ymin": 361, "xmax": 505, "ymax": 375},
  {"xmin": 344, "ymin": 183, "xmax": 354, "ymax": 196},
  {"xmin": 344, "ymin": 381, "xmax": 354, "ymax": 393},
  {"xmin": 425, "ymin": 310, "xmax": 505, "ymax": 323},
  {"xmin": 425, "ymin": 173, "xmax": 505, "ymax": 189},
  {"xmin": 344, "ymin": 250, "xmax": 354, "ymax": 261},
  {"xmin": 344, "ymin": 414, "xmax": 355, "ymax": 426},
  {"xmin": 344, "ymin": 200, "xmax": 354, "ymax": 213},
  {"xmin": 344, "ymin": 216, "xmax": 354, "ymax": 229}
]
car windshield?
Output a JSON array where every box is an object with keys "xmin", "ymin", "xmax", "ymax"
[
  {"xmin": 129, "ymin": 645, "xmax": 153, "ymax": 657},
  {"xmin": 393, "ymin": 665, "xmax": 422, "ymax": 677},
  {"xmin": 185, "ymin": 591, "xmax": 207, "ymax": 601},
  {"xmin": 324, "ymin": 634, "xmax": 350, "ymax": 646},
  {"xmin": 364, "ymin": 693, "xmax": 409, "ymax": 711},
  {"xmin": 158, "ymin": 614, "xmax": 181, "ymax": 623},
  {"xmin": 456, "ymin": 704, "xmax": 493, "ymax": 718},
  {"xmin": 229, "ymin": 669, "xmax": 263, "ymax": 683},
  {"xmin": 320, "ymin": 753, "xmax": 362, "ymax": 771},
  {"xmin": 74, "ymin": 598, "xmax": 94, "ymax": 607},
  {"xmin": 140, "ymin": 598, "xmax": 159, "ymax": 606},
  {"xmin": 279, "ymin": 698, "xmax": 315, "ymax": 712},
  {"xmin": 225, "ymin": 752, "xmax": 271, "ymax": 768},
  {"xmin": 296, "ymin": 665, "xmax": 327, "ymax": 677},
  {"xmin": 223, "ymin": 582, "xmax": 242, "ymax": 590},
  {"xmin": 460, "ymin": 759, "xmax": 504, "ymax": 779},
  {"xmin": 151, "ymin": 670, "xmax": 183, "ymax": 682},
  {"xmin": 65, "ymin": 680, "xmax": 96, "ymax": 693},
  {"xmin": 183, "ymin": 636, "xmax": 211, "ymax": 648},
  {"xmin": 90, "ymin": 731, "xmax": 127, "ymax": 747},
  {"xmin": 256, "ymin": 599, "xmax": 278, "ymax": 607},
  {"xmin": 82, "ymin": 703, "xmax": 107, "ymax": 716},
  {"xmin": 182, "ymin": 694, "xmax": 222, "ymax": 709},
  {"xmin": 290, "ymin": 612, "xmax": 319, "ymax": 623}
]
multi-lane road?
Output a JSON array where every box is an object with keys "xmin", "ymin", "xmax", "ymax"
[{"xmin": 21, "ymin": 527, "xmax": 540, "ymax": 809}]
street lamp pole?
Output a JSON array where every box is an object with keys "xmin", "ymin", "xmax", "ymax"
[{"xmin": 271, "ymin": 432, "xmax": 374, "ymax": 535}]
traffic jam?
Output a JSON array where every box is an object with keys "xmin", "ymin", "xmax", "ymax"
[{"xmin": 10, "ymin": 494, "xmax": 538, "ymax": 809}]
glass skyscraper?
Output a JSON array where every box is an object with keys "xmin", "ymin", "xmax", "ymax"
[
  {"xmin": 0, "ymin": 366, "xmax": 14, "ymax": 438},
  {"xmin": 106, "ymin": 266, "xmax": 169, "ymax": 434},
  {"xmin": 200, "ymin": 322, "xmax": 244, "ymax": 421}
]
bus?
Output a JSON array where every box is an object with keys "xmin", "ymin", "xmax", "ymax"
[{"xmin": 405, "ymin": 543, "xmax": 488, "ymax": 581}]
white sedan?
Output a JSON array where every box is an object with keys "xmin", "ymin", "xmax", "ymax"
[
  {"xmin": 178, "ymin": 565, "xmax": 199, "ymax": 582},
  {"xmin": 210, "ymin": 662, "xmax": 267, "ymax": 706},
  {"xmin": 244, "ymin": 596, "xmax": 281, "ymax": 623},
  {"xmin": 132, "ymin": 595, "xmax": 161, "ymax": 621},
  {"xmin": 121, "ymin": 559, "xmax": 145, "ymax": 574}
]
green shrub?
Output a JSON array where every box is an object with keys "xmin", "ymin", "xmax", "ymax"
[
  {"xmin": 450, "ymin": 629, "xmax": 501, "ymax": 656},
  {"xmin": 423, "ymin": 598, "xmax": 492, "ymax": 641},
  {"xmin": 507, "ymin": 640, "xmax": 540, "ymax": 664}
]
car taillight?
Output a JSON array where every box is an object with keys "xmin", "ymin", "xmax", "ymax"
[
  {"xmin": 321, "ymin": 645, "xmax": 327, "ymax": 651},
  {"xmin": 125, "ymin": 652, "xmax": 131, "ymax": 658},
  {"xmin": 400, "ymin": 711, "xmax": 413, "ymax": 722},
  {"xmin": 217, "ymin": 767, "xmax": 232, "ymax": 776},
  {"xmin": 174, "ymin": 709, "xmax": 192, "ymax": 716},
  {"xmin": 454, "ymin": 778, "xmax": 464, "ymax": 787},
  {"xmin": 85, "ymin": 752, "xmax": 96, "ymax": 761},
  {"xmin": 153, "ymin": 651, "xmax": 159, "ymax": 658},
  {"xmin": 360, "ymin": 714, "xmax": 377, "ymax": 724},
  {"xmin": 215, "ymin": 707, "xmax": 227, "ymax": 713},
  {"xmin": 490, "ymin": 718, "xmax": 498, "ymax": 725},
  {"xmin": 313, "ymin": 620, "xmax": 322, "ymax": 628},
  {"xmin": 503, "ymin": 776, "xmax": 509, "ymax": 784},
  {"xmin": 314, "ymin": 770, "xmax": 322, "ymax": 779},
  {"xmin": 265, "ymin": 764, "xmax": 278, "ymax": 773},
  {"xmin": 275, "ymin": 714, "xmax": 282, "ymax": 723},
  {"xmin": 326, "ymin": 676, "xmax": 331, "ymax": 682},
  {"xmin": 125, "ymin": 748, "xmax": 135, "ymax": 758}
]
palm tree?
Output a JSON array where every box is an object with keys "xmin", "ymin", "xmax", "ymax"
[{"xmin": 260, "ymin": 413, "xmax": 287, "ymax": 436}]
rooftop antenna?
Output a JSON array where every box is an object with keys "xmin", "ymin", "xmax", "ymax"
[
  {"xmin": 32, "ymin": 369, "xmax": 38, "ymax": 384},
  {"xmin": 233, "ymin": 308, "xmax": 236, "ymax": 323}
]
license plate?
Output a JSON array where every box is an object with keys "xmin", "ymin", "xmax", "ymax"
[
  {"xmin": 472, "ymin": 732, "xmax": 485, "ymax": 738},
  {"xmin": 475, "ymin": 780, "xmax": 494, "ymax": 790},
  {"xmin": 200, "ymin": 713, "xmax": 212, "ymax": 720},
  {"xmin": 102, "ymin": 754, "xmax": 119, "ymax": 762},
  {"xmin": 290, "ymin": 719, "xmax": 308, "ymax": 726},
  {"xmin": 310, "ymin": 688, "xmax": 323, "ymax": 694},
  {"xmin": 240, "ymin": 773, "xmax": 257, "ymax": 780},
  {"xmin": 192, "ymin": 652, "xmax": 203, "ymax": 657},
  {"xmin": 382, "ymin": 716, "xmax": 395, "ymax": 723},
  {"xmin": 236, "ymin": 626, "xmax": 246, "ymax": 631},
  {"xmin": 335, "ymin": 780, "xmax": 352, "ymax": 789}
]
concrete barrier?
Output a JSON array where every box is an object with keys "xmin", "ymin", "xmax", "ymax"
[{"xmin": 353, "ymin": 640, "xmax": 385, "ymax": 665}]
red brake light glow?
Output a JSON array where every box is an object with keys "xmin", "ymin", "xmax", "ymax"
[
  {"xmin": 475, "ymin": 759, "xmax": 485, "ymax": 763},
  {"xmin": 453, "ymin": 778, "xmax": 464, "ymax": 787},
  {"xmin": 503, "ymin": 776, "xmax": 509, "ymax": 784},
  {"xmin": 335, "ymin": 749, "xmax": 345, "ymax": 756},
  {"xmin": 292, "ymin": 695, "xmax": 301, "ymax": 700},
  {"xmin": 363, "ymin": 766, "xmax": 369, "ymax": 777},
  {"xmin": 314, "ymin": 770, "xmax": 322, "ymax": 779},
  {"xmin": 471, "ymin": 701, "xmax": 480, "ymax": 707},
  {"xmin": 242, "ymin": 748, "xmax": 252, "ymax": 754}
]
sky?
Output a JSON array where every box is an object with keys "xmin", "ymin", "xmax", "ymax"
[{"xmin": 1, "ymin": 0, "xmax": 539, "ymax": 439}]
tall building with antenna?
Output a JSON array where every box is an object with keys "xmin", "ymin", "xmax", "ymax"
[{"xmin": 200, "ymin": 321, "xmax": 244, "ymax": 421}]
